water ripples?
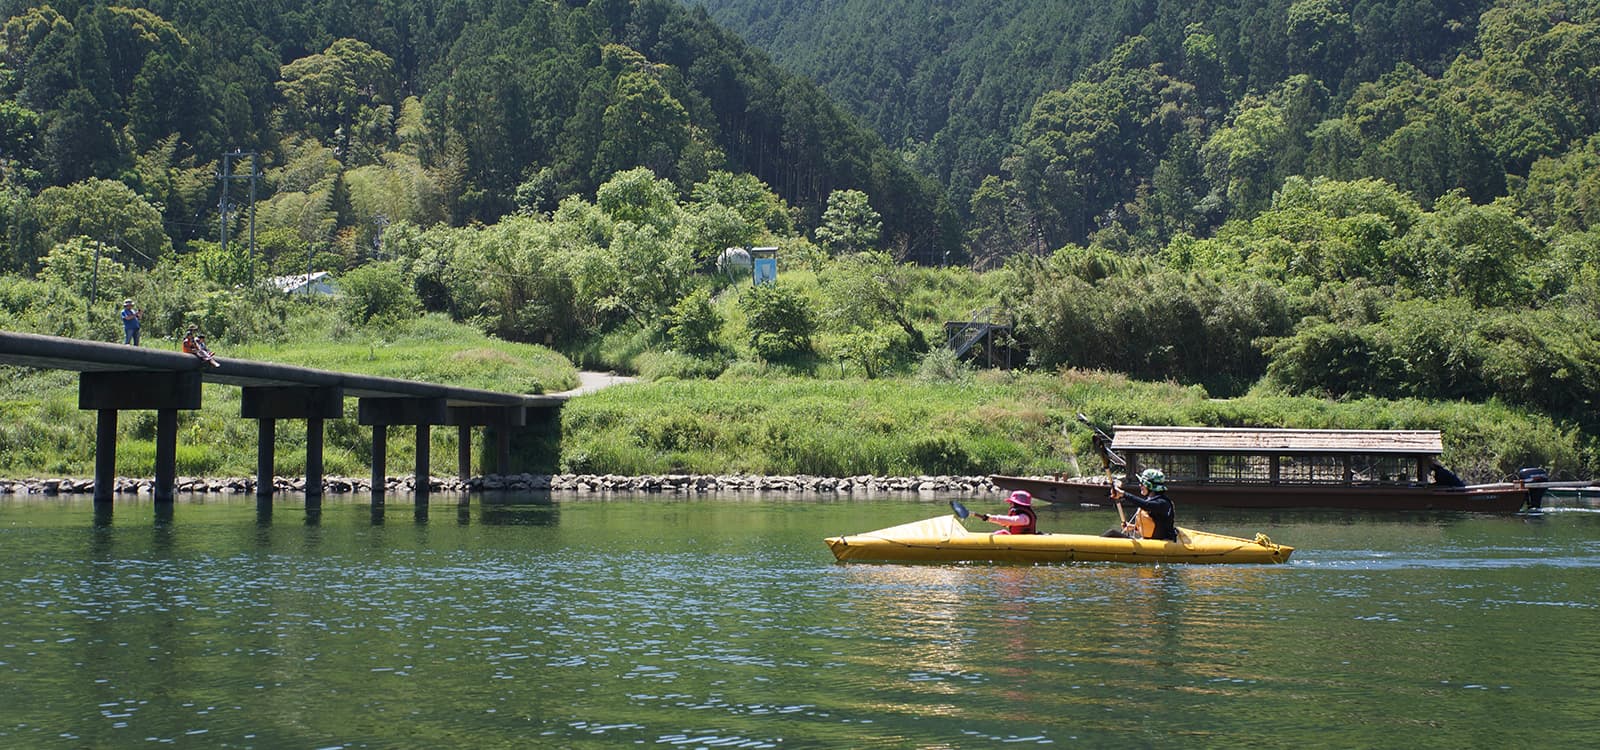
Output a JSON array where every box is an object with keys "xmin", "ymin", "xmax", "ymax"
[{"xmin": 4, "ymin": 498, "xmax": 1600, "ymax": 747}]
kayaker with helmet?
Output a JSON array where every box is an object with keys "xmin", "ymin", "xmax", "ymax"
[
  {"xmin": 975, "ymin": 490, "xmax": 1038, "ymax": 535},
  {"xmin": 1110, "ymin": 468, "xmax": 1178, "ymax": 541}
]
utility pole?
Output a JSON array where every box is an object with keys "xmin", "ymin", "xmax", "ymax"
[
  {"xmin": 218, "ymin": 153, "xmax": 230, "ymax": 263},
  {"xmin": 373, "ymin": 214, "xmax": 388, "ymax": 260},
  {"xmin": 87, "ymin": 238, "xmax": 102, "ymax": 324},
  {"xmin": 218, "ymin": 150, "xmax": 262, "ymax": 284}
]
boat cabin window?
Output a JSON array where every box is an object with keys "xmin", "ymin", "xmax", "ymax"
[
  {"xmin": 1138, "ymin": 453, "xmax": 1202, "ymax": 481},
  {"xmin": 1277, "ymin": 455, "xmax": 1346, "ymax": 484},
  {"xmin": 1138, "ymin": 452, "xmax": 1422, "ymax": 486},
  {"xmin": 1203, "ymin": 454, "xmax": 1272, "ymax": 484},
  {"xmin": 1347, "ymin": 454, "xmax": 1417, "ymax": 485}
]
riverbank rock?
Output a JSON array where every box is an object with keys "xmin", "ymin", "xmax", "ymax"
[{"xmin": 0, "ymin": 473, "xmax": 1007, "ymax": 496}]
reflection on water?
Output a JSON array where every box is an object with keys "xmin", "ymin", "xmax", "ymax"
[{"xmin": 0, "ymin": 494, "xmax": 1597, "ymax": 747}]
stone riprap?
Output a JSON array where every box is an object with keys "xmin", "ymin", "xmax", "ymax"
[{"xmin": 0, "ymin": 474, "xmax": 1008, "ymax": 496}]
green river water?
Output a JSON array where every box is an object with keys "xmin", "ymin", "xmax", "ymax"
[{"xmin": 2, "ymin": 494, "xmax": 1597, "ymax": 748}]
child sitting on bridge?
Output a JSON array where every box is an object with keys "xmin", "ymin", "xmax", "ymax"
[{"xmin": 182, "ymin": 326, "xmax": 220, "ymax": 367}]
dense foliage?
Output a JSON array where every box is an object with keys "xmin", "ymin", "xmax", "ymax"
[
  {"xmin": 697, "ymin": 0, "xmax": 1600, "ymax": 258},
  {"xmin": 694, "ymin": 0, "xmax": 1600, "ymax": 463},
  {"xmin": 0, "ymin": 0, "xmax": 954, "ymax": 267},
  {"xmin": 6, "ymin": 0, "xmax": 1600, "ymax": 479}
]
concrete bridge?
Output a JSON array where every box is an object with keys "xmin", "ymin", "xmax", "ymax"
[{"xmin": 0, "ymin": 330, "xmax": 568, "ymax": 505}]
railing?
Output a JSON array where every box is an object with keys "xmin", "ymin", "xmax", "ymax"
[{"xmin": 946, "ymin": 306, "xmax": 996, "ymax": 358}]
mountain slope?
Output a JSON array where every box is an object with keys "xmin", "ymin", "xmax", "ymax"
[
  {"xmin": 0, "ymin": 0, "xmax": 955, "ymax": 262},
  {"xmin": 694, "ymin": 0, "xmax": 1491, "ymax": 212}
]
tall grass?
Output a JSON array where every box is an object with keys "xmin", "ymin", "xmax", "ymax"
[
  {"xmin": 228, "ymin": 313, "xmax": 577, "ymax": 394},
  {"xmin": 560, "ymin": 369, "xmax": 1595, "ymax": 482},
  {"xmin": 4, "ymin": 347, "xmax": 1590, "ymax": 482}
]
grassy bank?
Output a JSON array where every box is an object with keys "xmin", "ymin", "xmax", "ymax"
[
  {"xmin": 559, "ymin": 369, "xmax": 1593, "ymax": 482},
  {"xmin": 2, "ymin": 331, "xmax": 1590, "ymax": 482},
  {"xmin": 0, "ymin": 315, "xmax": 578, "ymax": 478}
]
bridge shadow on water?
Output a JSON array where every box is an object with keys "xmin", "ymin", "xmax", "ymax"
[{"xmin": 83, "ymin": 491, "xmax": 563, "ymax": 534}]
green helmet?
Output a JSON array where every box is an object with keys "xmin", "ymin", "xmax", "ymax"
[{"xmin": 1138, "ymin": 468, "xmax": 1167, "ymax": 492}]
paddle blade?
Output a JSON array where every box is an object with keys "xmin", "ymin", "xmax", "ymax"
[{"xmin": 949, "ymin": 500, "xmax": 971, "ymax": 519}]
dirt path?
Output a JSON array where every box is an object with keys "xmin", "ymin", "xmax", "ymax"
[{"xmin": 552, "ymin": 371, "xmax": 637, "ymax": 397}]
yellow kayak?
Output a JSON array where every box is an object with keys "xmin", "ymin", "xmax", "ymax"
[{"xmin": 825, "ymin": 514, "xmax": 1294, "ymax": 564}]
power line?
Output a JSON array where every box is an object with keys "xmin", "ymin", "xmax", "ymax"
[{"xmin": 218, "ymin": 150, "xmax": 262, "ymax": 284}]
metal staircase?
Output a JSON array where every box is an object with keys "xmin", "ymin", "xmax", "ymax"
[{"xmin": 945, "ymin": 306, "xmax": 998, "ymax": 359}]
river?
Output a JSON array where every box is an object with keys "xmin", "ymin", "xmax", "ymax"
[{"xmin": 2, "ymin": 494, "xmax": 1596, "ymax": 748}]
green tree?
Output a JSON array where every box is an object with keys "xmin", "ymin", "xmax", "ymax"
[
  {"xmin": 595, "ymin": 167, "xmax": 681, "ymax": 236},
  {"xmin": 556, "ymin": 178, "xmax": 695, "ymax": 330},
  {"xmin": 1390, "ymin": 191, "xmax": 1542, "ymax": 307},
  {"xmin": 815, "ymin": 189, "xmax": 881, "ymax": 255},
  {"xmin": 1202, "ymin": 96, "xmax": 1289, "ymax": 216},
  {"xmin": 24, "ymin": 178, "xmax": 169, "ymax": 271},
  {"xmin": 594, "ymin": 67, "xmax": 693, "ymax": 185},
  {"xmin": 817, "ymin": 250, "xmax": 928, "ymax": 354},
  {"xmin": 257, "ymin": 137, "xmax": 343, "ymax": 253},
  {"xmin": 277, "ymin": 39, "xmax": 397, "ymax": 162},
  {"xmin": 339, "ymin": 259, "xmax": 419, "ymax": 326},
  {"xmin": 1517, "ymin": 135, "xmax": 1600, "ymax": 233},
  {"xmin": 1285, "ymin": 0, "xmax": 1355, "ymax": 85},
  {"xmin": 665, "ymin": 286, "xmax": 723, "ymax": 355},
  {"xmin": 38, "ymin": 235, "xmax": 126, "ymax": 301},
  {"xmin": 1264, "ymin": 321, "xmax": 1392, "ymax": 398},
  {"xmin": 690, "ymin": 170, "xmax": 793, "ymax": 235},
  {"xmin": 966, "ymin": 175, "xmax": 1029, "ymax": 268},
  {"xmin": 1478, "ymin": 307, "xmax": 1600, "ymax": 418},
  {"xmin": 0, "ymin": 96, "xmax": 39, "ymax": 177},
  {"xmin": 343, "ymin": 153, "xmax": 446, "ymax": 251},
  {"xmin": 741, "ymin": 281, "xmax": 815, "ymax": 362},
  {"xmin": 1005, "ymin": 41, "xmax": 1192, "ymax": 248}
]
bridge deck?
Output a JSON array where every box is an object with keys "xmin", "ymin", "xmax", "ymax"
[{"xmin": 0, "ymin": 330, "xmax": 563, "ymax": 407}]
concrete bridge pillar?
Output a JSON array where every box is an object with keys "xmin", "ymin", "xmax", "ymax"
[
  {"xmin": 445, "ymin": 405, "xmax": 527, "ymax": 481},
  {"xmin": 79, "ymin": 371, "xmax": 202, "ymax": 507},
  {"xmin": 257, "ymin": 418, "xmax": 275, "ymax": 499},
  {"xmin": 371, "ymin": 424, "xmax": 387, "ymax": 502},
  {"xmin": 241, "ymin": 386, "xmax": 343, "ymax": 503},
  {"xmin": 416, "ymin": 423, "xmax": 430, "ymax": 501},
  {"xmin": 94, "ymin": 410, "xmax": 117, "ymax": 503},
  {"xmin": 359, "ymin": 397, "xmax": 447, "ymax": 502}
]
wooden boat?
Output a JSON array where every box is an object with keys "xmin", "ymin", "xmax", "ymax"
[
  {"xmin": 994, "ymin": 425, "xmax": 1541, "ymax": 513},
  {"xmin": 825, "ymin": 514, "xmax": 1294, "ymax": 564}
]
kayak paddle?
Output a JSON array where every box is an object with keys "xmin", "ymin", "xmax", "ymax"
[
  {"xmin": 1079, "ymin": 411, "xmax": 1135, "ymax": 532},
  {"xmin": 949, "ymin": 499, "xmax": 970, "ymax": 519}
]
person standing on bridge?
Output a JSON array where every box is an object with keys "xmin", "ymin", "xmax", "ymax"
[{"xmin": 121, "ymin": 299, "xmax": 142, "ymax": 345}]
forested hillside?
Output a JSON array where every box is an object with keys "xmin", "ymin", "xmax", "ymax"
[
  {"xmin": 6, "ymin": 0, "xmax": 1600, "ymax": 478},
  {"xmin": 0, "ymin": 0, "xmax": 953, "ymax": 268},
  {"xmin": 697, "ymin": 0, "xmax": 1599, "ymax": 261}
]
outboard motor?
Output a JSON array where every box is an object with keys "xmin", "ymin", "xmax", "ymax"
[{"xmin": 1518, "ymin": 467, "xmax": 1550, "ymax": 510}]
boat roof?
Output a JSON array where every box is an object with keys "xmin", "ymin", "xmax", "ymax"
[{"xmin": 1111, "ymin": 426, "xmax": 1442, "ymax": 456}]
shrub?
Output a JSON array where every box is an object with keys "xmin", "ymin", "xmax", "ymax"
[
  {"xmin": 740, "ymin": 282, "xmax": 815, "ymax": 362},
  {"xmin": 1264, "ymin": 322, "xmax": 1392, "ymax": 397},
  {"xmin": 635, "ymin": 350, "xmax": 727, "ymax": 380},
  {"xmin": 906, "ymin": 432, "xmax": 977, "ymax": 475},
  {"xmin": 916, "ymin": 345, "xmax": 974, "ymax": 383},
  {"xmin": 339, "ymin": 260, "xmax": 420, "ymax": 326},
  {"xmin": 666, "ymin": 287, "xmax": 724, "ymax": 355}
]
